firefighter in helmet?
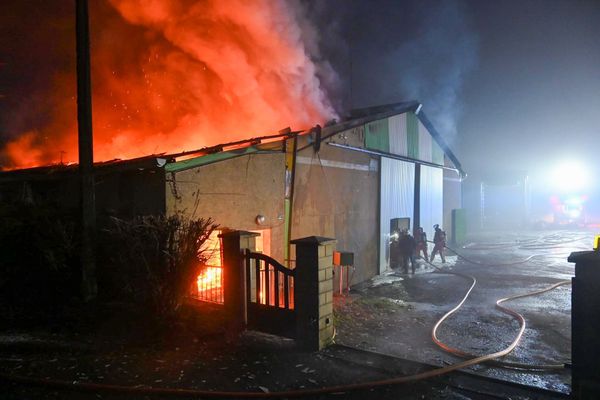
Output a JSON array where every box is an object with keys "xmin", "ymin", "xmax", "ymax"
[{"xmin": 430, "ymin": 224, "xmax": 446, "ymax": 263}]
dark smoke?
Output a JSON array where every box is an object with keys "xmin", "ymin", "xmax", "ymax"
[{"xmin": 306, "ymin": 0, "xmax": 478, "ymax": 145}]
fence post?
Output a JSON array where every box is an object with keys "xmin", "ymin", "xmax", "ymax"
[
  {"xmin": 219, "ymin": 230, "xmax": 259, "ymax": 335},
  {"xmin": 569, "ymin": 247, "xmax": 600, "ymax": 399},
  {"xmin": 291, "ymin": 236, "xmax": 336, "ymax": 351}
]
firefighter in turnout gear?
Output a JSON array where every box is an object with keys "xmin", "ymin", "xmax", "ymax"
[
  {"xmin": 415, "ymin": 227, "xmax": 429, "ymax": 262},
  {"xmin": 399, "ymin": 229, "xmax": 417, "ymax": 274},
  {"xmin": 430, "ymin": 224, "xmax": 446, "ymax": 263}
]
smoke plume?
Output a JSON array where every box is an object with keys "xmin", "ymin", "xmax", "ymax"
[
  {"xmin": 0, "ymin": 0, "xmax": 336, "ymax": 169},
  {"xmin": 333, "ymin": 0, "xmax": 478, "ymax": 145}
]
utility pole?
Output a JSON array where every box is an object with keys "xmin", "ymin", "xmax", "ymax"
[{"xmin": 76, "ymin": 0, "xmax": 97, "ymax": 300}]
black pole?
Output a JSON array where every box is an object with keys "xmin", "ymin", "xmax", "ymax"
[
  {"xmin": 413, "ymin": 164, "xmax": 421, "ymax": 235},
  {"xmin": 76, "ymin": 0, "xmax": 97, "ymax": 300}
]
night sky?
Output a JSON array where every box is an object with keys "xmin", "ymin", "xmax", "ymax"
[
  {"xmin": 313, "ymin": 0, "xmax": 600, "ymax": 177},
  {"xmin": 1, "ymin": 0, "xmax": 599, "ymax": 187}
]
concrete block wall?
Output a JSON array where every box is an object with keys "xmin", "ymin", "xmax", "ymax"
[
  {"xmin": 318, "ymin": 242, "xmax": 334, "ymax": 347},
  {"xmin": 291, "ymin": 236, "xmax": 336, "ymax": 351}
]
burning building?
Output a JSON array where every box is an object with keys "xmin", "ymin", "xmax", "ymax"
[{"xmin": 0, "ymin": 101, "xmax": 463, "ymax": 296}]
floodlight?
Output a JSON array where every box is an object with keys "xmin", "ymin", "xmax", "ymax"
[{"xmin": 551, "ymin": 161, "xmax": 589, "ymax": 192}]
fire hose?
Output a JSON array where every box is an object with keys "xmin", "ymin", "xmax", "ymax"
[
  {"xmin": 0, "ymin": 248, "xmax": 570, "ymax": 397},
  {"xmin": 463, "ymin": 233, "xmax": 588, "ymax": 251},
  {"xmin": 0, "ymin": 321, "xmax": 550, "ymax": 400},
  {"xmin": 0, "ymin": 278, "xmax": 568, "ymax": 398},
  {"xmin": 426, "ymin": 242, "xmax": 571, "ymax": 370}
]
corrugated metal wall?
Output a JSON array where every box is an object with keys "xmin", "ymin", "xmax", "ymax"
[
  {"xmin": 418, "ymin": 121, "xmax": 432, "ymax": 162},
  {"xmin": 388, "ymin": 114, "xmax": 408, "ymax": 156},
  {"xmin": 365, "ymin": 112, "xmax": 445, "ymax": 168},
  {"xmin": 380, "ymin": 158, "xmax": 415, "ymax": 273},
  {"xmin": 420, "ymin": 165, "xmax": 444, "ymax": 241},
  {"xmin": 407, "ymin": 113, "xmax": 420, "ymax": 158},
  {"xmin": 365, "ymin": 119, "xmax": 389, "ymax": 152}
]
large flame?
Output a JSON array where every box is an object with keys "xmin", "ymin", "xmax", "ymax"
[{"xmin": 0, "ymin": 0, "xmax": 336, "ymax": 169}]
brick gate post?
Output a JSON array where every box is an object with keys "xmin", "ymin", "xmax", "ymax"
[
  {"xmin": 291, "ymin": 236, "xmax": 336, "ymax": 351},
  {"xmin": 220, "ymin": 230, "xmax": 259, "ymax": 334}
]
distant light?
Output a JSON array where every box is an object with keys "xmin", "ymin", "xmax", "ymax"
[
  {"xmin": 595, "ymin": 235, "xmax": 600, "ymax": 251},
  {"xmin": 551, "ymin": 161, "xmax": 589, "ymax": 192},
  {"xmin": 565, "ymin": 196, "xmax": 584, "ymax": 205}
]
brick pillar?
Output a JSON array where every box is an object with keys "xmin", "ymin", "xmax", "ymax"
[
  {"xmin": 219, "ymin": 230, "xmax": 259, "ymax": 334},
  {"xmin": 291, "ymin": 236, "xmax": 336, "ymax": 351}
]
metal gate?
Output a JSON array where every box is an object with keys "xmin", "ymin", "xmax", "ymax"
[{"xmin": 244, "ymin": 250, "xmax": 296, "ymax": 338}]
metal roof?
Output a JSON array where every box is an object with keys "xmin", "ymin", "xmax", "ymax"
[
  {"xmin": 0, "ymin": 102, "xmax": 465, "ymax": 178},
  {"xmin": 326, "ymin": 101, "xmax": 465, "ymax": 177}
]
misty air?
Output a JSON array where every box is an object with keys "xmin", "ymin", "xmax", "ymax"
[{"xmin": 0, "ymin": 1, "xmax": 599, "ymax": 399}]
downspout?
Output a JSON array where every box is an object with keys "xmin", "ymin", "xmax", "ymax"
[
  {"xmin": 413, "ymin": 163, "xmax": 421, "ymax": 234},
  {"xmin": 284, "ymin": 134, "xmax": 298, "ymax": 264}
]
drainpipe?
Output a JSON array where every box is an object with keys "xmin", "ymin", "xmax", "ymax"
[
  {"xmin": 284, "ymin": 134, "xmax": 298, "ymax": 264},
  {"xmin": 413, "ymin": 163, "xmax": 421, "ymax": 234}
]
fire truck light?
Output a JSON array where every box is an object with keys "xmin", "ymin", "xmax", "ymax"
[{"xmin": 551, "ymin": 161, "xmax": 589, "ymax": 193}]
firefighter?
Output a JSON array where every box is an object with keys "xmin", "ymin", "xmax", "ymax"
[
  {"xmin": 430, "ymin": 224, "xmax": 446, "ymax": 263},
  {"xmin": 415, "ymin": 227, "xmax": 429, "ymax": 262},
  {"xmin": 399, "ymin": 229, "xmax": 417, "ymax": 274}
]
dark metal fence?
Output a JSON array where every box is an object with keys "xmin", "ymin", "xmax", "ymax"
[
  {"xmin": 246, "ymin": 250, "xmax": 295, "ymax": 310},
  {"xmin": 194, "ymin": 265, "xmax": 224, "ymax": 304}
]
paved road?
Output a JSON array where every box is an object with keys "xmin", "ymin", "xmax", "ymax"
[{"xmin": 335, "ymin": 229, "xmax": 595, "ymax": 394}]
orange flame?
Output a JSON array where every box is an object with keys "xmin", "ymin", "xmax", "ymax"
[
  {"xmin": 1, "ymin": 0, "xmax": 336, "ymax": 169},
  {"xmin": 196, "ymin": 266, "xmax": 222, "ymax": 291}
]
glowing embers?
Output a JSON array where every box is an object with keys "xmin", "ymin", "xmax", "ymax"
[{"xmin": 194, "ymin": 230, "xmax": 224, "ymax": 304}]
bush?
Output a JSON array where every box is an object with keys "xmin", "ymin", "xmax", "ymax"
[
  {"xmin": 0, "ymin": 202, "xmax": 79, "ymax": 320},
  {"xmin": 101, "ymin": 214, "xmax": 218, "ymax": 319}
]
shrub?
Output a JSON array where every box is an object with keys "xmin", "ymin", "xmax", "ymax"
[
  {"xmin": 102, "ymin": 214, "xmax": 218, "ymax": 319},
  {"xmin": 0, "ymin": 202, "xmax": 79, "ymax": 320}
]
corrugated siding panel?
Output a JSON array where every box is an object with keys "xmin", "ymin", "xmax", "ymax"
[
  {"xmin": 406, "ymin": 112, "xmax": 419, "ymax": 158},
  {"xmin": 380, "ymin": 158, "xmax": 415, "ymax": 273},
  {"xmin": 420, "ymin": 165, "xmax": 443, "ymax": 241},
  {"xmin": 418, "ymin": 121, "xmax": 432, "ymax": 162},
  {"xmin": 432, "ymin": 140, "xmax": 444, "ymax": 165},
  {"xmin": 365, "ymin": 119, "xmax": 390, "ymax": 152},
  {"xmin": 388, "ymin": 114, "xmax": 408, "ymax": 156}
]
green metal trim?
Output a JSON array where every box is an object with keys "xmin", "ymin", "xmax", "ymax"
[
  {"xmin": 407, "ymin": 112, "xmax": 419, "ymax": 158},
  {"xmin": 165, "ymin": 146, "xmax": 260, "ymax": 173},
  {"xmin": 364, "ymin": 118, "xmax": 390, "ymax": 152}
]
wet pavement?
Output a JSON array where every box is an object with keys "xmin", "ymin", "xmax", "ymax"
[{"xmin": 335, "ymin": 229, "xmax": 594, "ymax": 395}]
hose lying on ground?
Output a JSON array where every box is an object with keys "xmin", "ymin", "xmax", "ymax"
[
  {"xmin": 438, "ymin": 242, "xmax": 539, "ymax": 266},
  {"xmin": 2, "ymin": 279, "xmax": 568, "ymax": 398},
  {"xmin": 0, "ymin": 244, "xmax": 571, "ymax": 397},
  {"xmin": 430, "ymin": 267, "xmax": 570, "ymax": 370},
  {"xmin": 0, "ymin": 324, "xmax": 543, "ymax": 400},
  {"xmin": 426, "ymin": 243, "xmax": 571, "ymax": 370},
  {"xmin": 0, "ymin": 272, "xmax": 561, "ymax": 397},
  {"xmin": 463, "ymin": 233, "xmax": 589, "ymax": 251}
]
